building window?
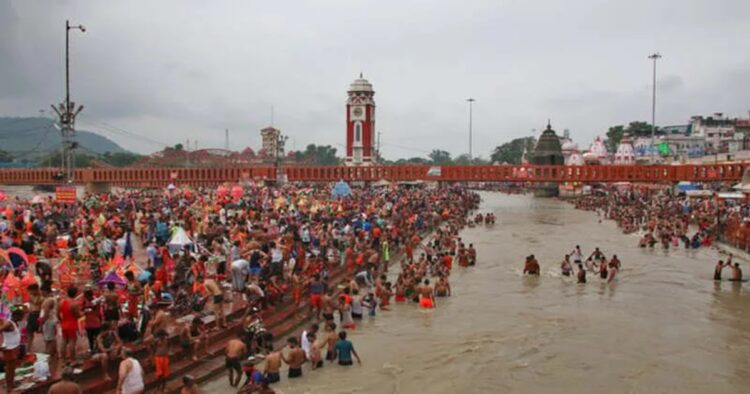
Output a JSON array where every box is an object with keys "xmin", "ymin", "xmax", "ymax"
[{"xmin": 355, "ymin": 123, "xmax": 362, "ymax": 143}]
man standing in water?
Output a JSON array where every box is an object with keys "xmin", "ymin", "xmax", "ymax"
[
  {"xmin": 334, "ymin": 331, "xmax": 362, "ymax": 366},
  {"xmin": 282, "ymin": 337, "xmax": 306, "ymax": 379},
  {"xmin": 730, "ymin": 263, "xmax": 743, "ymax": 281},
  {"xmin": 577, "ymin": 265, "xmax": 587, "ymax": 284},
  {"xmin": 264, "ymin": 345, "xmax": 282, "ymax": 384},
  {"xmin": 560, "ymin": 255, "xmax": 573, "ymax": 277},
  {"xmin": 570, "ymin": 245, "xmax": 583, "ymax": 266},
  {"xmin": 419, "ymin": 279, "xmax": 435, "ymax": 309},
  {"xmin": 523, "ymin": 255, "xmax": 540, "ymax": 275},
  {"xmin": 714, "ymin": 259, "xmax": 727, "ymax": 280}
]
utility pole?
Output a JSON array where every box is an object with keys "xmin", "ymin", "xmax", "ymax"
[
  {"xmin": 225, "ymin": 129, "xmax": 229, "ymax": 150},
  {"xmin": 648, "ymin": 52, "xmax": 661, "ymax": 164},
  {"xmin": 466, "ymin": 98, "xmax": 475, "ymax": 160},
  {"xmin": 376, "ymin": 131, "xmax": 382, "ymax": 163},
  {"xmin": 50, "ymin": 20, "xmax": 85, "ymax": 183}
]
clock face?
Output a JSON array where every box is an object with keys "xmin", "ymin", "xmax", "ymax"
[{"xmin": 353, "ymin": 107, "xmax": 363, "ymax": 117}]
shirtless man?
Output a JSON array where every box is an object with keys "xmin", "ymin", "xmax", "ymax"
[
  {"xmin": 147, "ymin": 306, "xmax": 172, "ymax": 340},
  {"xmin": 307, "ymin": 332, "xmax": 324, "ymax": 369},
  {"xmin": 434, "ymin": 275, "xmax": 451, "ymax": 297},
  {"xmin": 730, "ymin": 263, "xmax": 743, "ymax": 281},
  {"xmin": 324, "ymin": 322, "xmax": 338, "ymax": 363},
  {"xmin": 714, "ymin": 259, "xmax": 727, "ymax": 280},
  {"xmin": 282, "ymin": 337, "xmax": 305, "ymax": 379},
  {"xmin": 419, "ymin": 279, "xmax": 435, "ymax": 309},
  {"xmin": 152, "ymin": 329, "xmax": 171, "ymax": 393},
  {"xmin": 103, "ymin": 282, "xmax": 121, "ymax": 323},
  {"xmin": 48, "ymin": 368, "xmax": 82, "ymax": 394},
  {"xmin": 92, "ymin": 322, "xmax": 122, "ymax": 382},
  {"xmin": 263, "ymin": 346, "xmax": 282, "ymax": 384},
  {"xmin": 205, "ymin": 277, "xmax": 226, "ymax": 328},
  {"xmin": 321, "ymin": 289, "xmax": 337, "ymax": 323},
  {"xmin": 180, "ymin": 317, "xmax": 207, "ymax": 361},
  {"xmin": 225, "ymin": 335, "xmax": 248, "ymax": 387},
  {"xmin": 560, "ymin": 255, "xmax": 573, "ymax": 277}
]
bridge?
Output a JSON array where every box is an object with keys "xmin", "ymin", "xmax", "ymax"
[{"xmin": 0, "ymin": 163, "xmax": 747, "ymax": 188}]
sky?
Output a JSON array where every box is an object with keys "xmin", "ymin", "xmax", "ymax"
[{"xmin": 1, "ymin": 0, "xmax": 749, "ymax": 160}]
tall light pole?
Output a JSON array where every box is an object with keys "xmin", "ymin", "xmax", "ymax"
[
  {"xmin": 648, "ymin": 52, "xmax": 661, "ymax": 164},
  {"xmin": 466, "ymin": 98, "xmax": 475, "ymax": 160},
  {"xmin": 51, "ymin": 20, "xmax": 86, "ymax": 183}
]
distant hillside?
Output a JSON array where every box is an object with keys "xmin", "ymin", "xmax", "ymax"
[{"xmin": 0, "ymin": 117, "xmax": 126, "ymax": 161}]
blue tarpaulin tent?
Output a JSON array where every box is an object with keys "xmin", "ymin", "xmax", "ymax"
[{"xmin": 331, "ymin": 181, "xmax": 352, "ymax": 198}]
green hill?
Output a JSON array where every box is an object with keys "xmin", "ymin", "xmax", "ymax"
[{"xmin": 0, "ymin": 117, "xmax": 126, "ymax": 162}]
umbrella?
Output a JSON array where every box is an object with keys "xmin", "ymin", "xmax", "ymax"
[
  {"xmin": 6, "ymin": 247, "xmax": 29, "ymax": 268},
  {"xmin": 98, "ymin": 270, "xmax": 126, "ymax": 287}
]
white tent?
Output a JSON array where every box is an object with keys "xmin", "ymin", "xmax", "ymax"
[{"xmin": 168, "ymin": 227, "xmax": 194, "ymax": 253}]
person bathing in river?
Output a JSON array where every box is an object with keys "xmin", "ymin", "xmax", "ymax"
[
  {"xmin": 561, "ymin": 255, "xmax": 573, "ymax": 277},
  {"xmin": 730, "ymin": 263, "xmax": 743, "ymax": 282},
  {"xmin": 570, "ymin": 245, "xmax": 583, "ymax": 266},
  {"xmin": 524, "ymin": 255, "xmax": 540, "ymax": 276},
  {"xmin": 577, "ymin": 265, "xmax": 587, "ymax": 284},
  {"xmin": 419, "ymin": 279, "xmax": 435, "ymax": 309},
  {"xmin": 435, "ymin": 275, "xmax": 451, "ymax": 297},
  {"xmin": 714, "ymin": 260, "xmax": 727, "ymax": 280}
]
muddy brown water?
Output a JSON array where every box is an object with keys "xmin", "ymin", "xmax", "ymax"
[{"xmin": 203, "ymin": 191, "xmax": 750, "ymax": 393}]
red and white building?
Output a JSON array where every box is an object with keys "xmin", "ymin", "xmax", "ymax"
[{"xmin": 345, "ymin": 74, "xmax": 376, "ymax": 166}]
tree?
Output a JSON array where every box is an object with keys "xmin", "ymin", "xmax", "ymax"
[
  {"xmin": 490, "ymin": 137, "xmax": 535, "ymax": 164},
  {"xmin": 165, "ymin": 143, "xmax": 184, "ymax": 151},
  {"xmin": 0, "ymin": 149, "xmax": 12, "ymax": 162},
  {"xmin": 302, "ymin": 144, "xmax": 339, "ymax": 166},
  {"xmin": 605, "ymin": 121, "xmax": 660, "ymax": 151},
  {"xmin": 103, "ymin": 152, "xmax": 143, "ymax": 166},
  {"xmin": 428, "ymin": 149, "xmax": 452, "ymax": 165}
]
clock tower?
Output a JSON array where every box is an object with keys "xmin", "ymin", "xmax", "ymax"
[{"xmin": 345, "ymin": 73, "xmax": 376, "ymax": 166}]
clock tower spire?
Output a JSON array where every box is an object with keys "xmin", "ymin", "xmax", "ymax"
[{"xmin": 345, "ymin": 74, "xmax": 376, "ymax": 166}]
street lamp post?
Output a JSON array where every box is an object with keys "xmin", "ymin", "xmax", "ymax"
[
  {"xmin": 466, "ymin": 98, "xmax": 475, "ymax": 160},
  {"xmin": 648, "ymin": 52, "xmax": 661, "ymax": 164},
  {"xmin": 51, "ymin": 20, "xmax": 86, "ymax": 183}
]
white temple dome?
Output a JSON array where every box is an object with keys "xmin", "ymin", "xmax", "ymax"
[
  {"xmin": 561, "ymin": 140, "xmax": 579, "ymax": 153},
  {"xmin": 614, "ymin": 133, "xmax": 636, "ymax": 165},
  {"xmin": 588, "ymin": 136, "xmax": 609, "ymax": 158}
]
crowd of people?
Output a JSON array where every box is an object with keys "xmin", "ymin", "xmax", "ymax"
[
  {"xmin": 0, "ymin": 182, "xmax": 480, "ymax": 392},
  {"xmin": 522, "ymin": 246, "xmax": 622, "ymax": 284},
  {"xmin": 570, "ymin": 185, "xmax": 744, "ymax": 281}
]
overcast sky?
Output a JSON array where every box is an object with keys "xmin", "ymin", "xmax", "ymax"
[{"xmin": 2, "ymin": 0, "xmax": 749, "ymax": 159}]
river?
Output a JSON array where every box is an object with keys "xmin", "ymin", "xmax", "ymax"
[{"xmin": 203, "ymin": 191, "xmax": 750, "ymax": 393}]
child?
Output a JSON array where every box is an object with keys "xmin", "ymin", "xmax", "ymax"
[{"xmin": 363, "ymin": 291, "xmax": 378, "ymax": 317}]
